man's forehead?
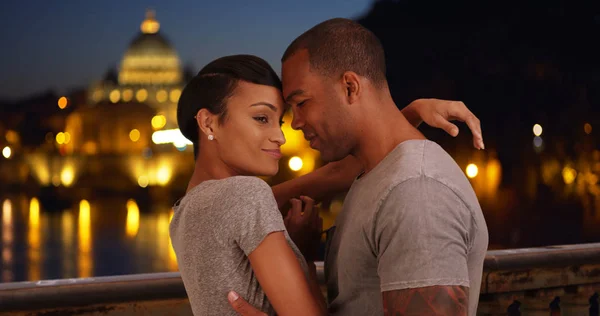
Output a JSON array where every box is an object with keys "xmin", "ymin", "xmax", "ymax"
[
  {"xmin": 282, "ymin": 51, "xmax": 311, "ymax": 95},
  {"xmin": 283, "ymin": 55, "xmax": 310, "ymax": 77}
]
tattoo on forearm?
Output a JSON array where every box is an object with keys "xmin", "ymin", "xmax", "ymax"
[{"xmin": 382, "ymin": 286, "xmax": 469, "ymax": 315}]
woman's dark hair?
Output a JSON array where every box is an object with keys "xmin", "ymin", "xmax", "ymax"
[{"xmin": 177, "ymin": 55, "xmax": 282, "ymax": 159}]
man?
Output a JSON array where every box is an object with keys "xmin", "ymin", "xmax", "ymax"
[{"xmin": 230, "ymin": 18, "xmax": 488, "ymax": 315}]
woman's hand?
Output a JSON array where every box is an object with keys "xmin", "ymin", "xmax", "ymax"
[
  {"xmin": 402, "ymin": 99, "xmax": 484, "ymax": 150},
  {"xmin": 284, "ymin": 196, "xmax": 323, "ymax": 262},
  {"xmin": 228, "ymin": 291, "xmax": 267, "ymax": 316}
]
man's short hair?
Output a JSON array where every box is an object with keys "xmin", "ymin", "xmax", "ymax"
[{"xmin": 282, "ymin": 18, "xmax": 387, "ymax": 87}]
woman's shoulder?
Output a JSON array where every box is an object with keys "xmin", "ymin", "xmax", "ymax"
[
  {"xmin": 224, "ymin": 176, "xmax": 272, "ymax": 194},
  {"xmin": 205, "ymin": 177, "xmax": 280, "ymax": 227},
  {"xmin": 184, "ymin": 176, "xmax": 270, "ymax": 198},
  {"xmin": 174, "ymin": 176, "xmax": 277, "ymax": 222},
  {"xmin": 183, "ymin": 176, "xmax": 275, "ymax": 208},
  {"xmin": 220, "ymin": 176, "xmax": 277, "ymax": 209}
]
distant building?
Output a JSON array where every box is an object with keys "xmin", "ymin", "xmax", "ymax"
[
  {"xmin": 0, "ymin": 10, "xmax": 317, "ymax": 194},
  {"xmin": 63, "ymin": 10, "xmax": 194, "ymax": 157},
  {"xmin": 8, "ymin": 10, "xmax": 199, "ymax": 191},
  {"xmin": 88, "ymin": 9, "xmax": 189, "ymax": 130}
]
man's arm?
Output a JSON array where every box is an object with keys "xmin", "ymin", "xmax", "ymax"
[
  {"xmin": 382, "ymin": 286, "xmax": 469, "ymax": 316},
  {"xmin": 375, "ymin": 178, "xmax": 473, "ymax": 316}
]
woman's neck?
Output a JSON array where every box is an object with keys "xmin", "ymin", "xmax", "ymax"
[{"xmin": 186, "ymin": 151, "xmax": 238, "ymax": 193}]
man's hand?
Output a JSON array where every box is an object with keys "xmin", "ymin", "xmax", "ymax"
[
  {"xmin": 284, "ymin": 196, "xmax": 323, "ymax": 261},
  {"xmin": 228, "ymin": 291, "xmax": 267, "ymax": 316},
  {"xmin": 404, "ymin": 99, "xmax": 484, "ymax": 150}
]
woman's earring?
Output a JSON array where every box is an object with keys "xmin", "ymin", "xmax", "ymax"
[{"xmin": 208, "ymin": 135, "xmax": 214, "ymax": 141}]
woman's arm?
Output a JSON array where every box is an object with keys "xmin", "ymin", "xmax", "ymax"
[
  {"xmin": 272, "ymin": 99, "xmax": 484, "ymax": 209},
  {"xmin": 272, "ymin": 155, "xmax": 362, "ymax": 209},
  {"xmin": 401, "ymin": 98, "xmax": 484, "ymax": 149},
  {"xmin": 220, "ymin": 178, "xmax": 324, "ymax": 315},
  {"xmin": 248, "ymin": 196, "xmax": 326, "ymax": 316},
  {"xmin": 249, "ymin": 232, "xmax": 326, "ymax": 316},
  {"xmin": 305, "ymin": 261, "xmax": 327, "ymax": 312}
]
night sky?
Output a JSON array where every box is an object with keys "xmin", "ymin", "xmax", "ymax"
[{"xmin": 0, "ymin": 0, "xmax": 373, "ymax": 100}]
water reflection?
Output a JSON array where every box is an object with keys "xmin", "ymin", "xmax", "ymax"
[
  {"xmin": 157, "ymin": 211, "xmax": 177, "ymax": 271},
  {"xmin": 168, "ymin": 209, "xmax": 177, "ymax": 271},
  {"xmin": 126, "ymin": 199, "xmax": 140, "ymax": 238},
  {"xmin": 61, "ymin": 210, "xmax": 75, "ymax": 278},
  {"xmin": 28, "ymin": 198, "xmax": 41, "ymax": 281},
  {"xmin": 78, "ymin": 200, "xmax": 92, "ymax": 278},
  {"xmin": 0, "ymin": 195, "xmax": 179, "ymax": 283},
  {"xmin": 2, "ymin": 199, "xmax": 13, "ymax": 282}
]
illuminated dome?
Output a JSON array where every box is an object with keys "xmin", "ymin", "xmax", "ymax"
[{"xmin": 118, "ymin": 10, "xmax": 183, "ymax": 86}]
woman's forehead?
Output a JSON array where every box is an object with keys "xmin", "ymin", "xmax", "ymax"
[{"xmin": 230, "ymin": 81, "xmax": 285, "ymax": 109}]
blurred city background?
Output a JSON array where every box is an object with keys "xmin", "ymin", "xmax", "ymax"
[{"xmin": 1, "ymin": 0, "xmax": 599, "ymax": 284}]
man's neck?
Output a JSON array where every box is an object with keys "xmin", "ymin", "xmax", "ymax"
[{"xmin": 352, "ymin": 99, "xmax": 425, "ymax": 174}]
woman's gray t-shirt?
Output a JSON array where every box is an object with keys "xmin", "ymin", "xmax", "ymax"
[{"xmin": 169, "ymin": 176, "xmax": 308, "ymax": 316}]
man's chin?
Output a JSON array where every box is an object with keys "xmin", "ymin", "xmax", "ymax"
[{"xmin": 319, "ymin": 150, "xmax": 346, "ymax": 163}]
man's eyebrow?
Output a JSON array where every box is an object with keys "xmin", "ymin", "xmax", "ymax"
[
  {"xmin": 285, "ymin": 89, "xmax": 305, "ymax": 103},
  {"xmin": 250, "ymin": 102, "xmax": 277, "ymax": 112}
]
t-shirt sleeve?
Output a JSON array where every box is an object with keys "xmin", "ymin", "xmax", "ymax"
[
  {"xmin": 224, "ymin": 177, "xmax": 286, "ymax": 256},
  {"xmin": 374, "ymin": 176, "xmax": 472, "ymax": 292}
]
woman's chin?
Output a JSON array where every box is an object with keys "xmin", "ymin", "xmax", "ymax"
[{"xmin": 260, "ymin": 166, "xmax": 279, "ymax": 177}]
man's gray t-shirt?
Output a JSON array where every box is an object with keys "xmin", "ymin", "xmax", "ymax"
[
  {"xmin": 325, "ymin": 140, "xmax": 488, "ymax": 315},
  {"xmin": 169, "ymin": 176, "xmax": 308, "ymax": 316}
]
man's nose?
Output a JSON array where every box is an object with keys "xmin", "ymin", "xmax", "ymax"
[{"xmin": 291, "ymin": 112, "xmax": 304, "ymax": 131}]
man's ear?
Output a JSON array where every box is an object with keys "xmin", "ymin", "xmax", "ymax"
[
  {"xmin": 342, "ymin": 71, "xmax": 361, "ymax": 104},
  {"xmin": 196, "ymin": 108, "xmax": 217, "ymax": 140}
]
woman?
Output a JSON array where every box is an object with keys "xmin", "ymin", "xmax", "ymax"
[{"xmin": 169, "ymin": 55, "xmax": 483, "ymax": 316}]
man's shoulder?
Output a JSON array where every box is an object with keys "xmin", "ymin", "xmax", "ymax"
[
  {"xmin": 382, "ymin": 139, "xmax": 476, "ymax": 203},
  {"xmin": 353, "ymin": 140, "xmax": 428, "ymax": 196},
  {"xmin": 421, "ymin": 140, "xmax": 468, "ymax": 181},
  {"xmin": 369, "ymin": 139, "xmax": 448, "ymax": 185},
  {"xmin": 384, "ymin": 175, "xmax": 457, "ymax": 202},
  {"xmin": 420, "ymin": 141, "xmax": 481, "ymax": 209},
  {"xmin": 347, "ymin": 139, "xmax": 476, "ymax": 212}
]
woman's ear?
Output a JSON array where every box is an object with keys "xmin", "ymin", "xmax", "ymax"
[{"xmin": 196, "ymin": 108, "xmax": 216, "ymax": 140}]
